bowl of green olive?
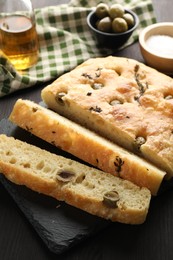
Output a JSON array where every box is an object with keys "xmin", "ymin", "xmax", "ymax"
[{"xmin": 87, "ymin": 3, "xmax": 139, "ymax": 49}]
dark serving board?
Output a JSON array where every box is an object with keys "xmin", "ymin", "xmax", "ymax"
[{"xmin": 0, "ymin": 119, "xmax": 109, "ymax": 254}]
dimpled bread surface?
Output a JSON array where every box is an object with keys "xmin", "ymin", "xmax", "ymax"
[{"xmin": 41, "ymin": 56, "xmax": 173, "ymax": 178}]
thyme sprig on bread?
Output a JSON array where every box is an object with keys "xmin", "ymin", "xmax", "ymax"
[{"xmin": 134, "ymin": 64, "xmax": 148, "ymax": 102}]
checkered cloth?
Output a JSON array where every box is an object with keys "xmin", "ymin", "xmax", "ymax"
[{"xmin": 0, "ymin": 0, "xmax": 156, "ymax": 97}]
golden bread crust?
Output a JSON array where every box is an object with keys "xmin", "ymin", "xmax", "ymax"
[
  {"xmin": 9, "ymin": 99, "xmax": 166, "ymax": 195},
  {"xmin": 0, "ymin": 134, "xmax": 151, "ymax": 224},
  {"xmin": 41, "ymin": 56, "xmax": 173, "ymax": 178}
]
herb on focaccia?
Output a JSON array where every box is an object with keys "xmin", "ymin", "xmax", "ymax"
[
  {"xmin": 134, "ymin": 64, "xmax": 148, "ymax": 102},
  {"xmin": 114, "ymin": 156, "xmax": 124, "ymax": 174},
  {"xmin": 81, "ymin": 72, "xmax": 93, "ymax": 80},
  {"xmin": 87, "ymin": 92, "xmax": 92, "ymax": 96},
  {"xmin": 89, "ymin": 106, "xmax": 102, "ymax": 113},
  {"xmin": 95, "ymin": 67, "xmax": 103, "ymax": 77},
  {"xmin": 81, "ymin": 68, "xmax": 103, "ymax": 80}
]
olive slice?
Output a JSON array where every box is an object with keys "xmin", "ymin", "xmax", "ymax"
[
  {"xmin": 102, "ymin": 190, "xmax": 119, "ymax": 208},
  {"xmin": 165, "ymin": 95, "xmax": 173, "ymax": 100},
  {"xmin": 133, "ymin": 136, "xmax": 146, "ymax": 152},
  {"xmin": 55, "ymin": 92, "xmax": 66, "ymax": 105},
  {"xmin": 91, "ymin": 83, "xmax": 104, "ymax": 90},
  {"xmin": 110, "ymin": 99, "xmax": 122, "ymax": 106},
  {"xmin": 56, "ymin": 170, "xmax": 75, "ymax": 182}
]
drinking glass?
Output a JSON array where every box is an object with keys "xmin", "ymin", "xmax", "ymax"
[{"xmin": 0, "ymin": 0, "xmax": 39, "ymax": 70}]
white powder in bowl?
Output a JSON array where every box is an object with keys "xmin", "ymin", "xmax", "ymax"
[{"xmin": 146, "ymin": 35, "xmax": 173, "ymax": 57}]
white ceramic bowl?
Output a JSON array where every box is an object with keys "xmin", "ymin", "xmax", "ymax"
[{"xmin": 139, "ymin": 22, "xmax": 173, "ymax": 75}]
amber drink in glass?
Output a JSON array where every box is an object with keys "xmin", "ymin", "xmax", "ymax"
[{"xmin": 0, "ymin": 0, "xmax": 39, "ymax": 70}]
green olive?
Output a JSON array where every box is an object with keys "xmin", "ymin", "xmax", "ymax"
[
  {"xmin": 109, "ymin": 4, "xmax": 125, "ymax": 19},
  {"xmin": 92, "ymin": 83, "xmax": 104, "ymax": 89},
  {"xmin": 112, "ymin": 17, "xmax": 128, "ymax": 33},
  {"xmin": 97, "ymin": 16, "xmax": 112, "ymax": 32},
  {"xmin": 133, "ymin": 136, "xmax": 146, "ymax": 153},
  {"xmin": 123, "ymin": 13, "xmax": 135, "ymax": 27},
  {"xmin": 55, "ymin": 92, "xmax": 66, "ymax": 105},
  {"xmin": 95, "ymin": 3, "xmax": 109, "ymax": 19},
  {"xmin": 165, "ymin": 95, "xmax": 173, "ymax": 100},
  {"xmin": 110, "ymin": 99, "xmax": 123, "ymax": 106},
  {"xmin": 103, "ymin": 190, "xmax": 119, "ymax": 208},
  {"xmin": 56, "ymin": 170, "xmax": 75, "ymax": 182}
]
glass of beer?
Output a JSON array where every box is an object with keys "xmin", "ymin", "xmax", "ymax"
[{"xmin": 0, "ymin": 0, "xmax": 39, "ymax": 70}]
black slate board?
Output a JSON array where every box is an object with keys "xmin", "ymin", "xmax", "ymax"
[{"xmin": 0, "ymin": 119, "xmax": 109, "ymax": 254}]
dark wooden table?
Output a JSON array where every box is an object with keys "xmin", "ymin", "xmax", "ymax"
[{"xmin": 1, "ymin": 1, "xmax": 173, "ymax": 259}]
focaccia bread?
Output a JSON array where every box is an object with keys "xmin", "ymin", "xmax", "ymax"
[
  {"xmin": 0, "ymin": 134, "xmax": 151, "ymax": 224},
  {"xmin": 9, "ymin": 99, "xmax": 166, "ymax": 195},
  {"xmin": 41, "ymin": 56, "xmax": 173, "ymax": 178}
]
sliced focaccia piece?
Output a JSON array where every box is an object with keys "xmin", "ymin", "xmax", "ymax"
[
  {"xmin": 9, "ymin": 99, "xmax": 166, "ymax": 195},
  {"xmin": 0, "ymin": 134, "xmax": 151, "ymax": 224}
]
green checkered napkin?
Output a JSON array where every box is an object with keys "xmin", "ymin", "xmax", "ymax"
[{"xmin": 0, "ymin": 0, "xmax": 156, "ymax": 97}]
